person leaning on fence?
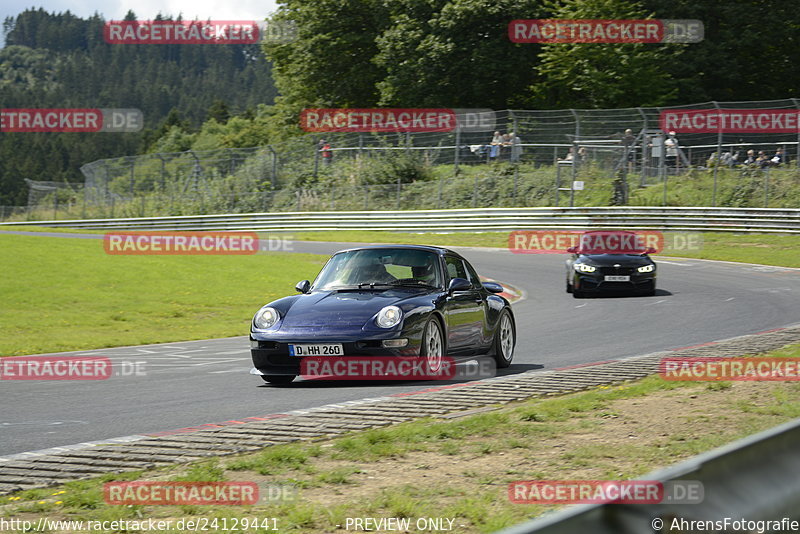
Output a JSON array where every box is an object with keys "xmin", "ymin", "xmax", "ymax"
[
  {"xmin": 489, "ymin": 131, "xmax": 503, "ymax": 161},
  {"xmin": 771, "ymin": 147, "xmax": 785, "ymax": 166},
  {"xmin": 319, "ymin": 139, "xmax": 333, "ymax": 165}
]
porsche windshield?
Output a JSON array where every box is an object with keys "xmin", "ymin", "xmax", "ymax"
[{"xmin": 312, "ymin": 249, "xmax": 442, "ymax": 290}]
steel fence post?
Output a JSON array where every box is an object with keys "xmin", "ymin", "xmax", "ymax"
[
  {"xmin": 637, "ymin": 107, "xmax": 648, "ymax": 187},
  {"xmin": 791, "ymin": 98, "xmax": 800, "ymax": 170},
  {"xmin": 313, "ymin": 141, "xmax": 320, "ymax": 178},
  {"xmin": 129, "ymin": 158, "xmax": 135, "ymax": 197},
  {"xmin": 454, "ymin": 127, "xmax": 461, "ymax": 174},
  {"xmin": 712, "ymin": 101, "xmax": 722, "ymax": 207},
  {"xmin": 555, "ymin": 162, "xmax": 561, "ymax": 207}
]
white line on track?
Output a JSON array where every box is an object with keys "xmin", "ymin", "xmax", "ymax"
[{"xmin": 657, "ymin": 260, "xmax": 695, "ymax": 266}]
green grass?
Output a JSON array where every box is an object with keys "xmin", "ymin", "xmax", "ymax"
[
  {"xmin": 1, "ymin": 229, "xmax": 796, "ymax": 356},
  {"xmin": 5, "ymin": 227, "xmax": 800, "ymax": 268},
  {"xmin": 289, "ymin": 230, "xmax": 800, "ymax": 268},
  {"xmin": 0, "ymin": 233, "xmax": 327, "ymax": 356}
]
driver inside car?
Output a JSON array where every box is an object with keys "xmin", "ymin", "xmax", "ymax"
[
  {"xmin": 359, "ymin": 261, "xmax": 396, "ymax": 284},
  {"xmin": 412, "ymin": 262, "xmax": 436, "ymax": 285}
]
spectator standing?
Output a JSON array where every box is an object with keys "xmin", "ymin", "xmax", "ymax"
[
  {"xmin": 665, "ymin": 131, "xmax": 679, "ymax": 171},
  {"xmin": 649, "ymin": 133, "xmax": 664, "ymax": 175},
  {"xmin": 622, "ymin": 128, "xmax": 636, "ymax": 172},
  {"xmin": 319, "ymin": 139, "xmax": 333, "ymax": 165}
]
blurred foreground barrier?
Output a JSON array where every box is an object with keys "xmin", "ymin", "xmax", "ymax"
[{"xmin": 497, "ymin": 416, "xmax": 800, "ymax": 533}]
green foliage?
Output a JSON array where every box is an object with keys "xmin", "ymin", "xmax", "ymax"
[
  {"xmin": 0, "ymin": 8, "xmax": 277, "ymax": 204},
  {"xmin": 532, "ymin": 0, "xmax": 679, "ymax": 108},
  {"xmin": 374, "ymin": 0, "xmax": 547, "ymax": 108},
  {"xmin": 642, "ymin": 0, "xmax": 800, "ymax": 102}
]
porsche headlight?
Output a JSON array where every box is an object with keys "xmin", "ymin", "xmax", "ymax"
[
  {"xmin": 376, "ymin": 305, "xmax": 403, "ymax": 328},
  {"xmin": 574, "ymin": 263, "xmax": 596, "ymax": 273},
  {"xmin": 253, "ymin": 307, "xmax": 280, "ymax": 329},
  {"xmin": 637, "ymin": 264, "xmax": 655, "ymax": 273}
]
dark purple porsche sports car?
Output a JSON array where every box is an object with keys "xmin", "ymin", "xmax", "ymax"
[{"xmin": 249, "ymin": 245, "xmax": 515, "ymax": 384}]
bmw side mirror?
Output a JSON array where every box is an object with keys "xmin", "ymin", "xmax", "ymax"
[
  {"xmin": 295, "ymin": 280, "xmax": 310, "ymax": 293},
  {"xmin": 448, "ymin": 278, "xmax": 471, "ymax": 293},
  {"xmin": 482, "ymin": 282, "xmax": 503, "ymax": 294}
]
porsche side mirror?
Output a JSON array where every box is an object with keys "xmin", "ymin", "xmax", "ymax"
[
  {"xmin": 644, "ymin": 247, "xmax": 657, "ymax": 255},
  {"xmin": 482, "ymin": 282, "xmax": 504, "ymax": 294},
  {"xmin": 448, "ymin": 278, "xmax": 471, "ymax": 293},
  {"xmin": 295, "ymin": 280, "xmax": 311, "ymax": 293},
  {"xmin": 566, "ymin": 246, "xmax": 578, "ymax": 254}
]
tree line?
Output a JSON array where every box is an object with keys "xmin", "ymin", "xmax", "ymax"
[{"xmin": 2, "ymin": 0, "xmax": 799, "ymax": 206}]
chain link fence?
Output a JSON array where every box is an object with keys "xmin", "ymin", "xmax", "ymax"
[{"xmin": 4, "ymin": 100, "xmax": 800, "ymax": 222}]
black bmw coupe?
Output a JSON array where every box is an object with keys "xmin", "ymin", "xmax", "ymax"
[{"xmin": 565, "ymin": 231, "xmax": 657, "ymax": 298}]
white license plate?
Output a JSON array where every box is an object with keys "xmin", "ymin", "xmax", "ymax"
[
  {"xmin": 289, "ymin": 343, "xmax": 343, "ymax": 356},
  {"xmin": 604, "ymin": 275, "xmax": 630, "ymax": 282}
]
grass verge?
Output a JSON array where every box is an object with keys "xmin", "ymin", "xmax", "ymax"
[
  {"xmin": 0, "ymin": 233, "xmax": 327, "ymax": 356},
  {"xmin": 4, "ymin": 344, "xmax": 799, "ymax": 533},
  {"xmin": 288, "ymin": 230, "xmax": 800, "ymax": 268}
]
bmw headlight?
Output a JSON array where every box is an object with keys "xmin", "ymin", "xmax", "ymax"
[
  {"xmin": 637, "ymin": 264, "xmax": 655, "ymax": 273},
  {"xmin": 376, "ymin": 305, "xmax": 403, "ymax": 328},
  {"xmin": 574, "ymin": 263, "xmax": 596, "ymax": 273},
  {"xmin": 253, "ymin": 307, "xmax": 280, "ymax": 329}
]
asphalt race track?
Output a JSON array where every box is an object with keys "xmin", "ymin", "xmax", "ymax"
[{"xmin": 2, "ymin": 235, "xmax": 800, "ymax": 457}]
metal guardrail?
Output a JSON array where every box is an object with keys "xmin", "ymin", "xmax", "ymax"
[
  {"xmin": 496, "ymin": 416, "xmax": 800, "ymax": 533},
  {"xmin": 2, "ymin": 207, "xmax": 800, "ymax": 234}
]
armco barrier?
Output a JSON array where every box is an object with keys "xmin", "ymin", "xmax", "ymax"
[
  {"xmin": 496, "ymin": 416, "xmax": 800, "ymax": 533},
  {"xmin": 1, "ymin": 206, "xmax": 800, "ymax": 233}
]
